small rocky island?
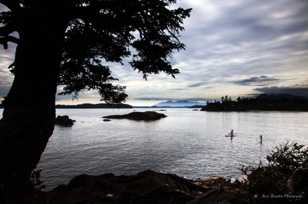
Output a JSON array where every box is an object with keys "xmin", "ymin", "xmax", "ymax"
[
  {"xmin": 55, "ymin": 115, "xmax": 76, "ymax": 127},
  {"xmin": 103, "ymin": 111, "xmax": 167, "ymax": 121}
]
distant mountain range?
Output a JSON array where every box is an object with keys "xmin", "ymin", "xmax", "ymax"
[{"xmin": 152, "ymin": 100, "xmax": 207, "ymax": 108}]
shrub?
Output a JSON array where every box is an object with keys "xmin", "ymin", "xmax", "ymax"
[{"xmin": 241, "ymin": 142, "xmax": 308, "ymax": 194}]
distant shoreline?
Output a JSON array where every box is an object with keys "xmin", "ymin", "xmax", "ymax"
[
  {"xmin": 55, "ymin": 103, "xmax": 133, "ymax": 109},
  {"xmin": 201, "ymin": 94, "xmax": 308, "ymax": 112}
]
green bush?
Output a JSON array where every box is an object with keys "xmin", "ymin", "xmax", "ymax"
[
  {"xmin": 241, "ymin": 142, "xmax": 308, "ymax": 194},
  {"xmin": 267, "ymin": 143, "xmax": 308, "ymax": 171}
]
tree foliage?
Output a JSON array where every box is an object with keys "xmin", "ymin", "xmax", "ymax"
[{"xmin": 0, "ymin": 0, "xmax": 191, "ymax": 103}]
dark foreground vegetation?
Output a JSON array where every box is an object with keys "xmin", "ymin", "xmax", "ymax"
[
  {"xmin": 202, "ymin": 94, "xmax": 308, "ymax": 111},
  {"xmin": 103, "ymin": 111, "xmax": 167, "ymax": 121},
  {"xmin": 5, "ymin": 143, "xmax": 307, "ymax": 204}
]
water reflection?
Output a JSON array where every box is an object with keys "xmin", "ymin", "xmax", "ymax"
[{"xmin": 13, "ymin": 109, "xmax": 306, "ymax": 189}]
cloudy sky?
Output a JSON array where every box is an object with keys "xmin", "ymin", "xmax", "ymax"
[{"xmin": 1, "ymin": 0, "xmax": 308, "ymax": 106}]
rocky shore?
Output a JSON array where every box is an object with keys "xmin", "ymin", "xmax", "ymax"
[
  {"xmin": 12, "ymin": 168, "xmax": 307, "ymax": 204},
  {"xmin": 5, "ymin": 143, "xmax": 307, "ymax": 204},
  {"xmin": 14, "ymin": 171, "xmax": 247, "ymax": 204}
]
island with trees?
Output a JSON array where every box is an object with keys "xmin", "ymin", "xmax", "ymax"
[{"xmin": 202, "ymin": 94, "xmax": 308, "ymax": 112}]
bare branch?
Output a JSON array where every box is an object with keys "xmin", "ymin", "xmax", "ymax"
[
  {"xmin": 0, "ymin": 24, "xmax": 16, "ymax": 36},
  {"xmin": 0, "ymin": 35, "xmax": 19, "ymax": 49}
]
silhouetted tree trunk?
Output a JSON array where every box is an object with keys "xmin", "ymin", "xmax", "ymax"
[{"xmin": 0, "ymin": 11, "xmax": 65, "ymax": 193}]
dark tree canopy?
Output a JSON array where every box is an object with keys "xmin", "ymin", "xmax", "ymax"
[{"xmin": 0, "ymin": 0, "xmax": 191, "ymax": 103}]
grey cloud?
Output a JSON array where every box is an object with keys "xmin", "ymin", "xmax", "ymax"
[
  {"xmin": 187, "ymin": 82, "xmax": 208, "ymax": 88},
  {"xmin": 170, "ymin": 0, "xmax": 308, "ymax": 99},
  {"xmin": 135, "ymin": 97, "xmax": 206, "ymax": 101},
  {"xmin": 1, "ymin": 0, "xmax": 308, "ymax": 102},
  {"xmin": 255, "ymin": 86, "xmax": 308, "ymax": 97},
  {"xmin": 187, "ymin": 81, "xmax": 214, "ymax": 89},
  {"xmin": 178, "ymin": 0, "xmax": 308, "ymax": 60},
  {"xmin": 134, "ymin": 97, "xmax": 174, "ymax": 101},
  {"xmin": 233, "ymin": 75, "xmax": 280, "ymax": 86},
  {"xmin": 198, "ymin": 0, "xmax": 308, "ymax": 41}
]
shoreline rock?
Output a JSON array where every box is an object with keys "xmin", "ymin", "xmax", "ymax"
[
  {"xmin": 20, "ymin": 170, "xmax": 251, "ymax": 204},
  {"xmin": 55, "ymin": 115, "xmax": 75, "ymax": 127}
]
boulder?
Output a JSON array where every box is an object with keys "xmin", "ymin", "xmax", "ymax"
[
  {"xmin": 39, "ymin": 170, "xmax": 206, "ymax": 204},
  {"xmin": 103, "ymin": 111, "xmax": 167, "ymax": 121},
  {"xmin": 55, "ymin": 115, "xmax": 75, "ymax": 127}
]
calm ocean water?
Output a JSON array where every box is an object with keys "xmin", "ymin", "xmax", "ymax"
[{"xmin": 2, "ymin": 109, "xmax": 308, "ymax": 189}]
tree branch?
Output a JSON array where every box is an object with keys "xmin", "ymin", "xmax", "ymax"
[
  {"xmin": 0, "ymin": 35, "xmax": 19, "ymax": 49},
  {"xmin": 66, "ymin": 6, "xmax": 98, "ymax": 21},
  {"xmin": 0, "ymin": 23, "xmax": 16, "ymax": 36}
]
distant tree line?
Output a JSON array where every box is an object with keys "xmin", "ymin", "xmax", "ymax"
[{"xmin": 202, "ymin": 94, "xmax": 308, "ymax": 111}]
